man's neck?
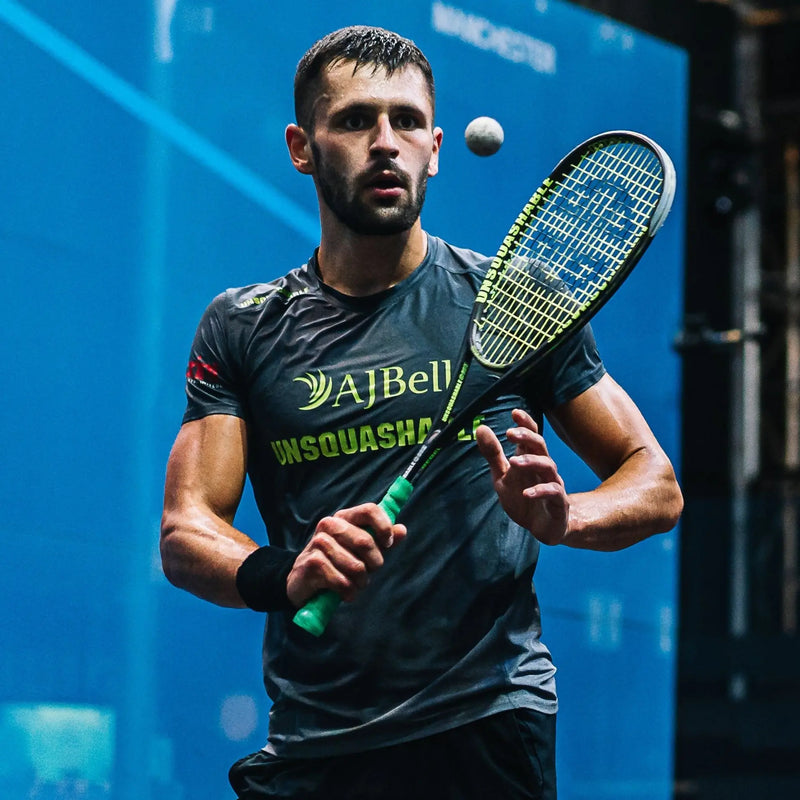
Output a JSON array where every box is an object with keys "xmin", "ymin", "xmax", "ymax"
[{"xmin": 316, "ymin": 222, "xmax": 428, "ymax": 297}]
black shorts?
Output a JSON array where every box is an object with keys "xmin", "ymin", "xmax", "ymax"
[{"xmin": 229, "ymin": 707, "xmax": 556, "ymax": 800}]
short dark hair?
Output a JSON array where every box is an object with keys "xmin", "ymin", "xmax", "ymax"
[{"xmin": 294, "ymin": 26, "xmax": 435, "ymax": 131}]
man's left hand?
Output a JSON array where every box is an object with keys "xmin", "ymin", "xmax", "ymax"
[{"xmin": 476, "ymin": 408, "xmax": 569, "ymax": 546}]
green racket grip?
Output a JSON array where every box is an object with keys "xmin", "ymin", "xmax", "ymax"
[
  {"xmin": 378, "ymin": 474, "xmax": 414, "ymax": 522},
  {"xmin": 292, "ymin": 588, "xmax": 342, "ymax": 637},
  {"xmin": 292, "ymin": 476, "xmax": 414, "ymax": 637}
]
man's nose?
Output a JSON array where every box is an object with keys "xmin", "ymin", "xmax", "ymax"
[{"xmin": 370, "ymin": 115, "xmax": 400, "ymax": 156}]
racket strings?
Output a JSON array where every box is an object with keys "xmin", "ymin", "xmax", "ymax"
[
  {"xmin": 475, "ymin": 141, "xmax": 665, "ymax": 368},
  {"xmin": 543, "ymin": 145, "xmax": 662, "ymax": 278}
]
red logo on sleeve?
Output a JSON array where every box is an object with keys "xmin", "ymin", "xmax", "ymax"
[{"xmin": 187, "ymin": 357, "xmax": 221, "ymax": 384}]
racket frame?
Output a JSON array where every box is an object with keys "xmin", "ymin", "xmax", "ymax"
[{"xmin": 402, "ymin": 130, "xmax": 676, "ymax": 485}]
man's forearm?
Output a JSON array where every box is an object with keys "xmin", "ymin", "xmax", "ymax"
[
  {"xmin": 563, "ymin": 448, "xmax": 683, "ymax": 551},
  {"xmin": 160, "ymin": 516, "xmax": 258, "ymax": 608}
]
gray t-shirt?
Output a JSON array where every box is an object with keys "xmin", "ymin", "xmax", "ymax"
[{"xmin": 183, "ymin": 234, "xmax": 605, "ymax": 757}]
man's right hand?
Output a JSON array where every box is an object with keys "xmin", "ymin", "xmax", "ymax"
[{"xmin": 286, "ymin": 504, "xmax": 407, "ymax": 607}]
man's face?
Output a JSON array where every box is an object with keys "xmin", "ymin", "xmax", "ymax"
[{"xmin": 305, "ymin": 62, "xmax": 441, "ymax": 235}]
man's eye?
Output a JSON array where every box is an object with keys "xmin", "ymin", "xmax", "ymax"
[
  {"xmin": 342, "ymin": 114, "xmax": 367, "ymax": 131},
  {"xmin": 395, "ymin": 115, "xmax": 419, "ymax": 131}
]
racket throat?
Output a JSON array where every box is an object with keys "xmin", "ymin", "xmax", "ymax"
[{"xmin": 401, "ymin": 429, "xmax": 444, "ymax": 482}]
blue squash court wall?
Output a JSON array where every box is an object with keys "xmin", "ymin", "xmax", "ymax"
[{"xmin": 0, "ymin": 2, "xmax": 686, "ymax": 798}]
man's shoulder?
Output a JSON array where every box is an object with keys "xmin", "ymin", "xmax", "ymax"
[
  {"xmin": 208, "ymin": 262, "xmax": 317, "ymax": 317},
  {"xmin": 429, "ymin": 235, "xmax": 492, "ymax": 274}
]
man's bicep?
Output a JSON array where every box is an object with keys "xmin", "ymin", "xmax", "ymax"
[{"xmin": 164, "ymin": 414, "xmax": 248, "ymax": 524}]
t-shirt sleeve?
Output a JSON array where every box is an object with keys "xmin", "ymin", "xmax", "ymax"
[
  {"xmin": 182, "ymin": 291, "xmax": 246, "ymax": 424},
  {"xmin": 521, "ymin": 323, "xmax": 606, "ymax": 411}
]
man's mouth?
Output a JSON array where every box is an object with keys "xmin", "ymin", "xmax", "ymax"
[{"xmin": 364, "ymin": 170, "xmax": 407, "ymax": 199}]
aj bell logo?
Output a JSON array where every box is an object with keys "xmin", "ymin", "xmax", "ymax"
[
  {"xmin": 293, "ymin": 370, "xmax": 333, "ymax": 410},
  {"xmin": 293, "ymin": 360, "xmax": 452, "ymax": 411}
]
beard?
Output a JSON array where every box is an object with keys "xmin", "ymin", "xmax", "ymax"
[{"xmin": 311, "ymin": 142, "xmax": 429, "ymax": 236}]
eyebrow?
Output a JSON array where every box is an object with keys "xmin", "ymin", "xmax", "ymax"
[{"xmin": 328, "ymin": 100, "xmax": 429, "ymax": 120}]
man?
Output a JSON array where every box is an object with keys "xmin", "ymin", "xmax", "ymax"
[{"xmin": 160, "ymin": 25, "xmax": 683, "ymax": 800}]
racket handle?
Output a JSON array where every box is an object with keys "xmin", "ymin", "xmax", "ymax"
[
  {"xmin": 292, "ymin": 589, "xmax": 342, "ymax": 637},
  {"xmin": 292, "ymin": 476, "xmax": 414, "ymax": 636}
]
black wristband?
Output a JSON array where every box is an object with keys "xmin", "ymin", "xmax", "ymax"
[{"xmin": 235, "ymin": 546, "xmax": 298, "ymax": 612}]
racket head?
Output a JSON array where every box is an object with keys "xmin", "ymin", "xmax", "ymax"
[{"xmin": 470, "ymin": 131, "xmax": 676, "ymax": 371}]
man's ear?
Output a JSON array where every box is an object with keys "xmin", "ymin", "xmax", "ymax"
[
  {"xmin": 286, "ymin": 124, "xmax": 314, "ymax": 175},
  {"xmin": 428, "ymin": 127, "xmax": 444, "ymax": 178}
]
